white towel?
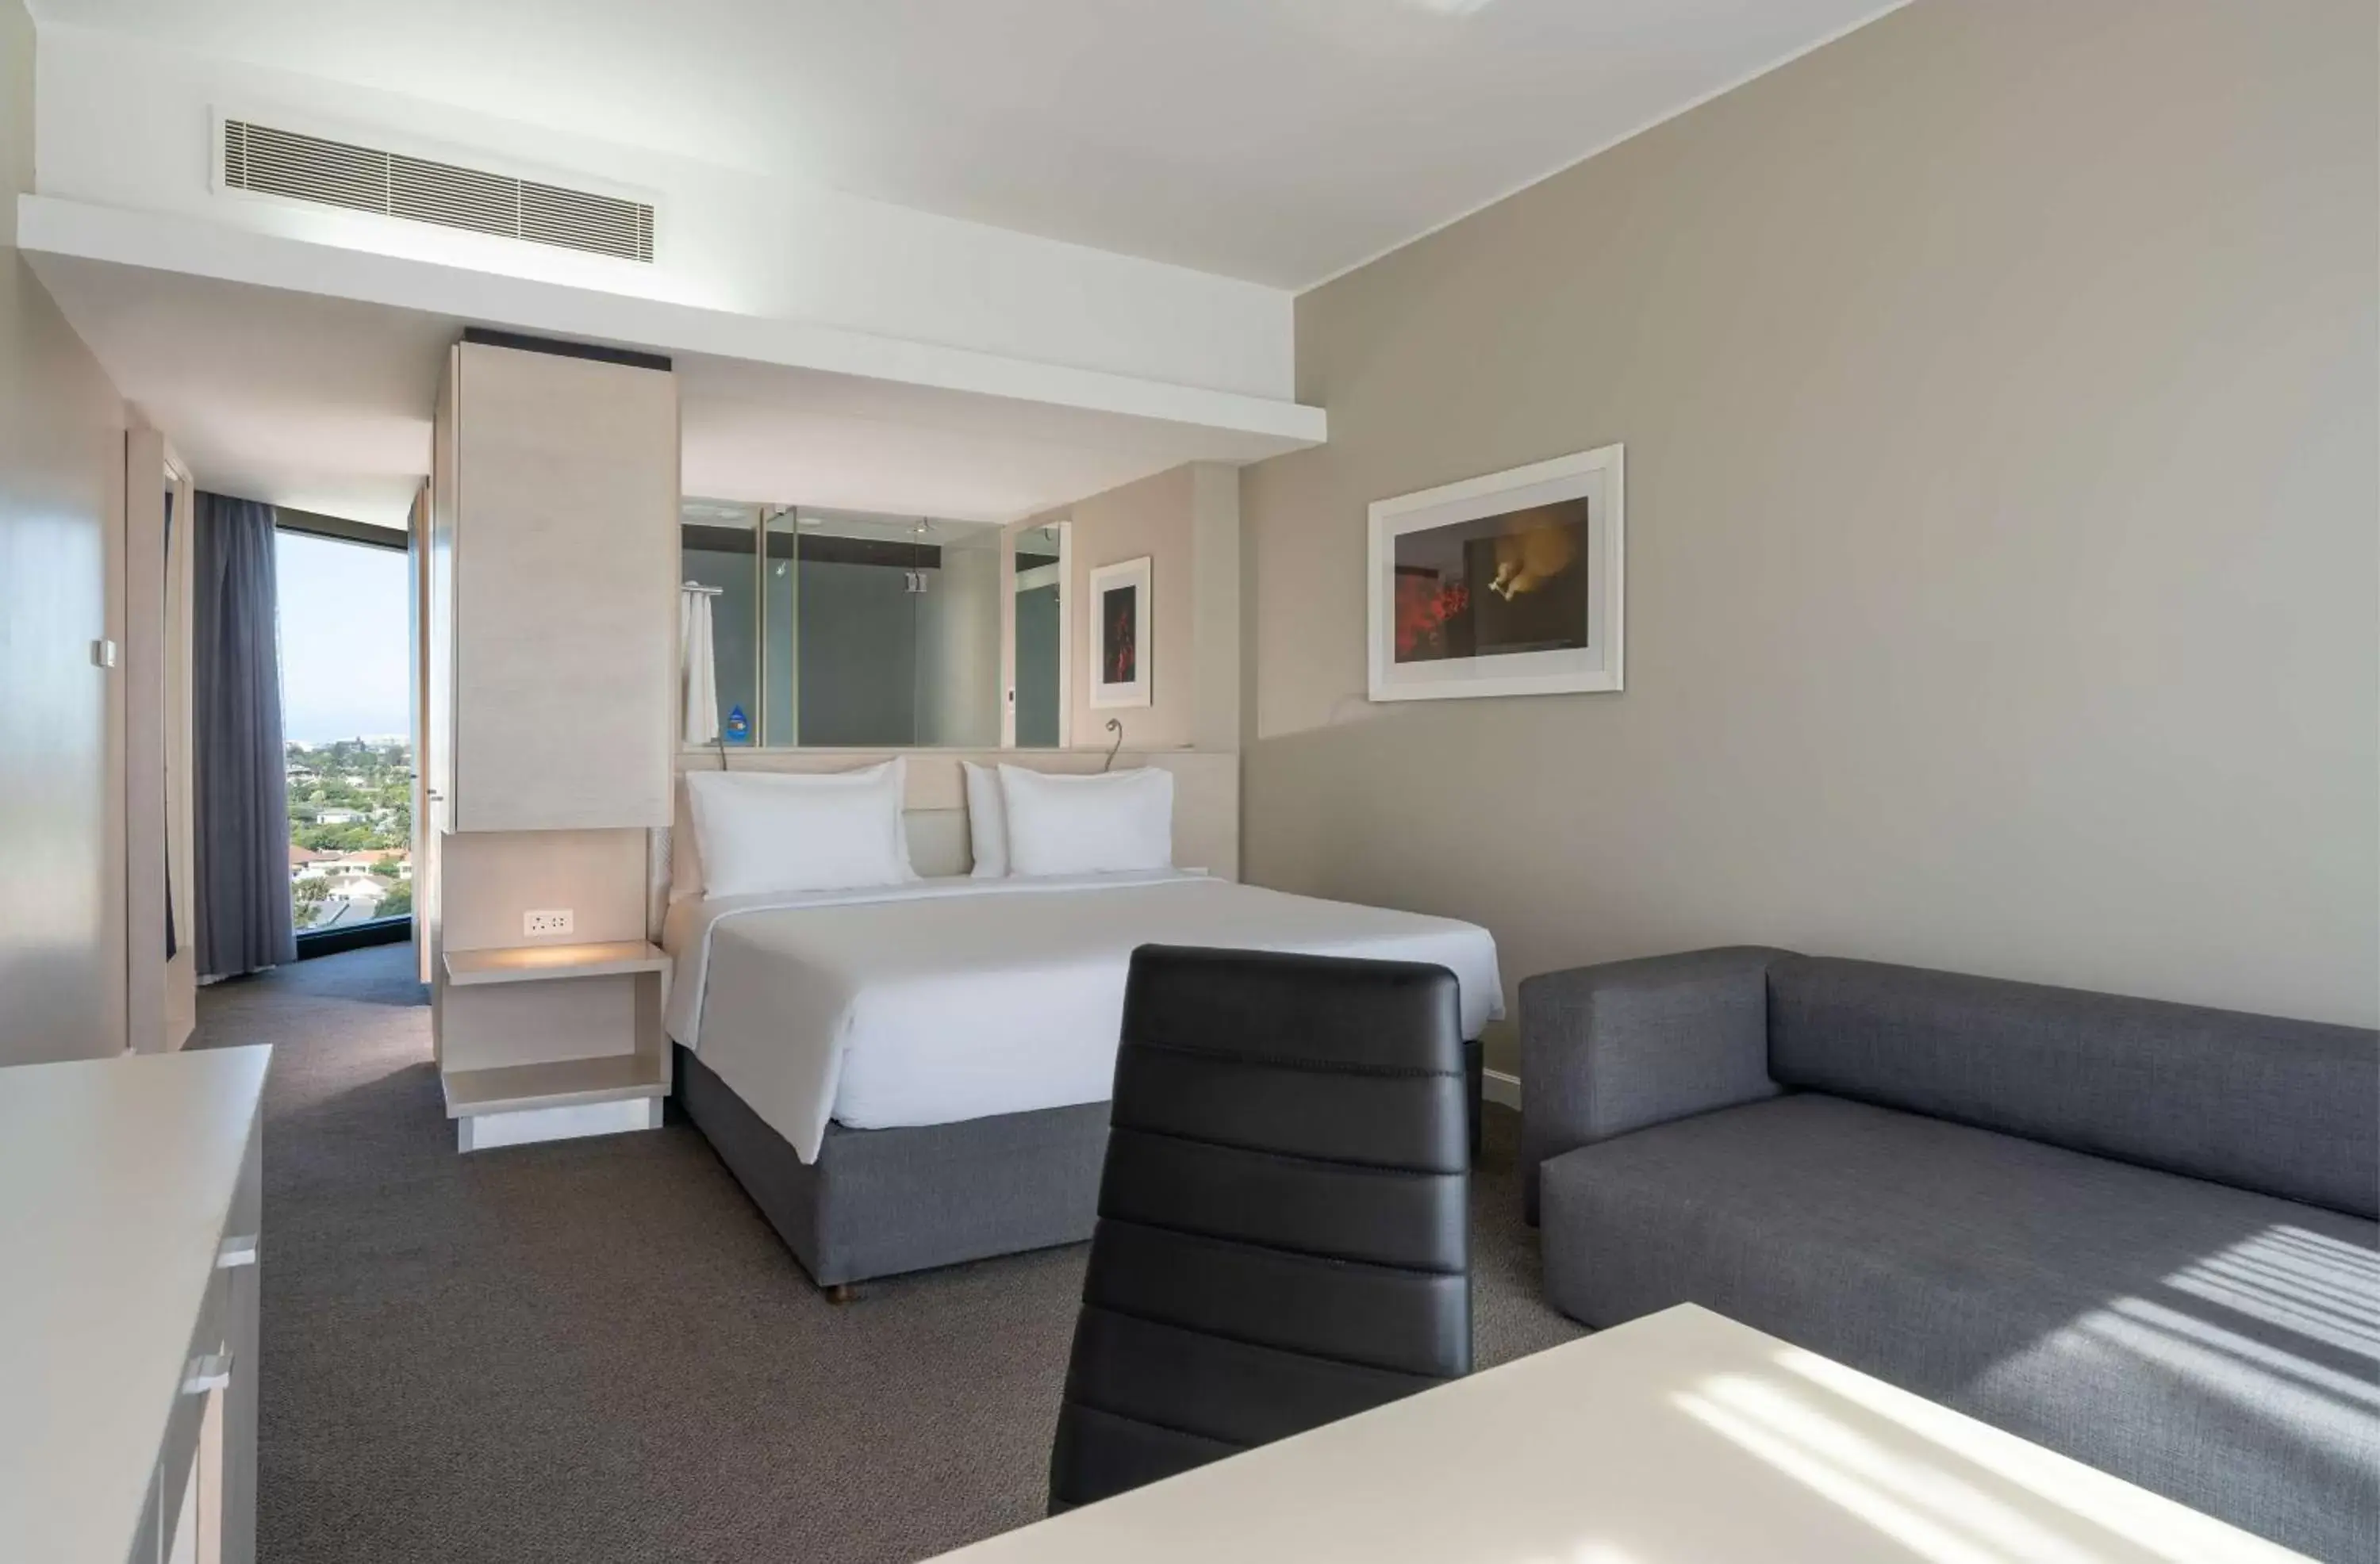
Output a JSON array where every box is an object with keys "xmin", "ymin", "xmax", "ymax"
[{"xmin": 681, "ymin": 585, "xmax": 721, "ymax": 746}]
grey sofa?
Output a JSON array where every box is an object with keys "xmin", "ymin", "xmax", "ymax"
[{"xmin": 1520, "ymin": 947, "xmax": 2379, "ymax": 1562}]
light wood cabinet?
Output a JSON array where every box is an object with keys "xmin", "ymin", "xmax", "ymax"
[
  {"xmin": 423, "ymin": 332, "xmax": 679, "ymax": 1152},
  {"xmin": 431, "ymin": 335, "xmax": 678, "ymax": 833}
]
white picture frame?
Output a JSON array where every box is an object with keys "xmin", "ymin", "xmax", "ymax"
[
  {"xmin": 1087, "ymin": 554, "xmax": 1153, "ymax": 709},
  {"xmin": 1367, "ymin": 443, "xmax": 1624, "ymax": 703}
]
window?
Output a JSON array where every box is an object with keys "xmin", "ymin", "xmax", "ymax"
[
  {"xmin": 681, "ymin": 503, "xmax": 1010, "ymax": 748},
  {"xmin": 275, "ymin": 526, "xmax": 413, "ymax": 932}
]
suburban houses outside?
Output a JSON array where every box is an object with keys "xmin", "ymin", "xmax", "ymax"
[
  {"xmin": 278, "ymin": 523, "xmax": 413, "ymax": 932},
  {"xmin": 286, "ymin": 738, "xmax": 413, "ymax": 929}
]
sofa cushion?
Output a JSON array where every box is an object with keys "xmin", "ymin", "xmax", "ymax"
[
  {"xmin": 1540, "ymin": 1093, "xmax": 2379, "ymax": 1561},
  {"xmin": 1766, "ymin": 955, "xmax": 2380, "ymax": 1219}
]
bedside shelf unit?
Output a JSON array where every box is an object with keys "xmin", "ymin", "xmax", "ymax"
[
  {"xmin": 444, "ymin": 940, "xmax": 670, "ymax": 986},
  {"xmin": 441, "ymin": 1052, "xmax": 668, "ymax": 1115},
  {"xmin": 436, "ymin": 941, "xmax": 672, "ymax": 1153}
]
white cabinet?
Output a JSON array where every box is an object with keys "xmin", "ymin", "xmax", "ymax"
[
  {"xmin": 423, "ymin": 332, "xmax": 680, "ymax": 1152},
  {"xmin": 0, "ymin": 1046, "xmax": 268, "ymax": 1564},
  {"xmin": 430, "ymin": 335, "xmax": 678, "ymax": 833}
]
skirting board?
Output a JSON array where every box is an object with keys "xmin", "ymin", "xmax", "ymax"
[
  {"xmin": 1484, "ymin": 1068, "xmax": 1522, "ymax": 1111},
  {"xmin": 458, "ymin": 1096, "xmax": 662, "ymax": 1152}
]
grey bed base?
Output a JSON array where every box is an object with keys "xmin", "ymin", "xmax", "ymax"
[
  {"xmin": 674, "ymin": 1037, "xmax": 1485, "ymax": 1291},
  {"xmin": 674, "ymin": 1043, "xmax": 1111, "ymax": 1288}
]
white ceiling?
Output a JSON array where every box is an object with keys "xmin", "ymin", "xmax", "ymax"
[
  {"xmin": 26, "ymin": 252, "xmax": 1291, "ymax": 526},
  {"xmin": 31, "ymin": 0, "xmax": 1902, "ymax": 287},
  {"xmin": 29, "ymin": 256, "xmax": 447, "ymax": 525}
]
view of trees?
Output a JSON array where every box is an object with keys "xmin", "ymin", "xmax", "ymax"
[
  {"xmin": 286, "ymin": 738, "xmax": 413, "ymax": 852},
  {"xmin": 286, "ymin": 739, "xmax": 413, "ymax": 930}
]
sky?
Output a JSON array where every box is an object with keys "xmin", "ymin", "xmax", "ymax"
[{"xmin": 275, "ymin": 530, "xmax": 412, "ymax": 746}]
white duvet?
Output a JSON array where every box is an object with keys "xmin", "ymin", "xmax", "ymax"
[{"xmin": 662, "ymin": 871, "xmax": 1503, "ymax": 1163}]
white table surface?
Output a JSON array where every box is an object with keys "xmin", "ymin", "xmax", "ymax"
[
  {"xmin": 931, "ymin": 1302, "xmax": 2308, "ymax": 1563},
  {"xmin": 0, "ymin": 1045, "xmax": 270, "ymax": 1564}
]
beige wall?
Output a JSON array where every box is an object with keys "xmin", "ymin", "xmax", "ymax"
[
  {"xmin": 1243, "ymin": 0, "xmax": 2379, "ymax": 1064},
  {"xmin": 0, "ymin": 0, "xmax": 130, "ymax": 1064},
  {"xmin": 1016, "ymin": 461, "xmax": 1241, "ymax": 753}
]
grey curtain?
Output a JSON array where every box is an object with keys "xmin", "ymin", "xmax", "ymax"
[{"xmin": 194, "ymin": 493, "xmax": 296, "ymax": 979}]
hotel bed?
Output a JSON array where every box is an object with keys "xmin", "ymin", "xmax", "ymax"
[{"xmin": 659, "ymin": 868, "xmax": 1503, "ymax": 1290}]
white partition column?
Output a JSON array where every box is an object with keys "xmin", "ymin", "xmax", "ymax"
[{"xmin": 427, "ymin": 332, "xmax": 679, "ymax": 1151}]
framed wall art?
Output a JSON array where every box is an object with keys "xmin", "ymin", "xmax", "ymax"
[
  {"xmin": 1087, "ymin": 554, "xmax": 1152, "ymax": 709},
  {"xmin": 1368, "ymin": 444, "xmax": 1623, "ymax": 702}
]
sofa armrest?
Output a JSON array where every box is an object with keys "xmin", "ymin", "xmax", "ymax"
[{"xmin": 1519, "ymin": 947, "xmax": 1789, "ymax": 1222}]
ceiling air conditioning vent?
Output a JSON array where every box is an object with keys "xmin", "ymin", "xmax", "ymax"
[{"xmin": 221, "ymin": 118, "xmax": 656, "ymax": 263}]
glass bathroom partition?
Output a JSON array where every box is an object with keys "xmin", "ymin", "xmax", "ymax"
[
  {"xmin": 681, "ymin": 502, "xmax": 1014, "ymax": 749},
  {"xmin": 1012, "ymin": 523, "xmax": 1066, "ymax": 748}
]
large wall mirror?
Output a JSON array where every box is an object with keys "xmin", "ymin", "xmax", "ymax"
[
  {"xmin": 1012, "ymin": 521, "xmax": 1067, "ymax": 748},
  {"xmin": 681, "ymin": 500, "xmax": 1009, "ymax": 749}
]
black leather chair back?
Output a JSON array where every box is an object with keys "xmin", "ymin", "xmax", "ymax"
[{"xmin": 1048, "ymin": 945, "xmax": 1472, "ymax": 1512}]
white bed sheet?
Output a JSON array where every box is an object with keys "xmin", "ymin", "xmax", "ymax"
[{"xmin": 661, "ymin": 872, "xmax": 1503, "ymax": 1163}]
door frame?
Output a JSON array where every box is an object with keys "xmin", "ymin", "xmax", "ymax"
[{"xmin": 123, "ymin": 422, "xmax": 194, "ymax": 1052}]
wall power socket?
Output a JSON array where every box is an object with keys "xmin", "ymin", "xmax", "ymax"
[{"xmin": 523, "ymin": 909, "xmax": 574, "ymax": 937}]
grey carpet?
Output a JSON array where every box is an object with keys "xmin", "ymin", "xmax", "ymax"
[{"xmin": 194, "ymin": 943, "xmax": 1584, "ymax": 1563}]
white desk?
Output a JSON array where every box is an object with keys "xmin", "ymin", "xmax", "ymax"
[
  {"xmin": 933, "ymin": 1303, "xmax": 2307, "ymax": 1563},
  {"xmin": 0, "ymin": 1046, "xmax": 269, "ymax": 1564}
]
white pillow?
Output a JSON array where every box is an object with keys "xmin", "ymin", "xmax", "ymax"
[
  {"xmin": 962, "ymin": 761, "xmax": 1009, "ymax": 878},
  {"xmin": 998, "ymin": 764, "xmax": 1173, "ymax": 877},
  {"xmin": 683, "ymin": 761, "xmax": 914, "ymax": 899}
]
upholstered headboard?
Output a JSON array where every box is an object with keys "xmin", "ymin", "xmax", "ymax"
[
  {"xmin": 650, "ymin": 748, "xmax": 1239, "ymax": 935},
  {"xmin": 898, "ymin": 808, "xmax": 973, "ymax": 878}
]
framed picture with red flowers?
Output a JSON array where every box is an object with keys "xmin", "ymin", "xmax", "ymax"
[
  {"xmin": 1368, "ymin": 444, "xmax": 1623, "ymax": 703},
  {"xmin": 1087, "ymin": 554, "xmax": 1152, "ymax": 709}
]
